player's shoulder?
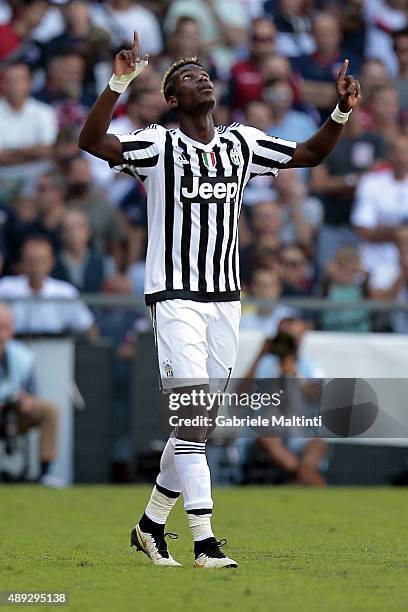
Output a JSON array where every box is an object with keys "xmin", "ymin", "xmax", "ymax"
[
  {"xmin": 121, "ymin": 123, "xmax": 167, "ymax": 143},
  {"xmin": 216, "ymin": 122, "xmax": 261, "ymax": 138},
  {"xmin": 217, "ymin": 122, "xmax": 269, "ymax": 142},
  {"xmin": 216, "ymin": 122, "xmax": 244, "ymax": 135},
  {"xmin": 136, "ymin": 123, "xmax": 166, "ymax": 133}
]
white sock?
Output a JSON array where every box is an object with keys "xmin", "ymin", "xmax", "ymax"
[
  {"xmin": 144, "ymin": 435, "xmax": 180, "ymax": 525},
  {"xmin": 187, "ymin": 512, "xmax": 214, "ymax": 542},
  {"xmin": 156, "ymin": 435, "xmax": 180, "ymax": 494},
  {"xmin": 174, "ymin": 439, "xmax": 214, "ymax": 540},
  {"xmin": 145, "ymin": 485, "xmax": 179, "ymax": 524}
]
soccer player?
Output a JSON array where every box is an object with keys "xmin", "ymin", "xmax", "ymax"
[{"xmin": 79, "ymin": 32, "xmax": 360, "ymax": 568}]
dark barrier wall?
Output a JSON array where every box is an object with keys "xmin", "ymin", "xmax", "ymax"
[
  {"xmin": 130, "ymin": 332, "xmax": 173, "ymax": 481},
  {"xmin": 74, "ymin": 341, "xmax": 114, "ymax": 483}
]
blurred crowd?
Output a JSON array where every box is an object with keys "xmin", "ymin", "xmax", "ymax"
[{"xmin": 1, "ymin": 0, "xmax": 408, "ymax": 337}]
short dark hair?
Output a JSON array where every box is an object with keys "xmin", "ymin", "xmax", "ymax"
[
  {"xmin": 21, "ymin": 235, "xmax": 54, "ymax": 253},
  {"xmin": 161, "ymin": 56, "xmax": 203, "ymax": 99}
]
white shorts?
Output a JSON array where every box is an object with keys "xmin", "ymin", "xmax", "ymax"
[{"xmin": 151, "ymin": 299, "xmax": 241, "ymax": 391}]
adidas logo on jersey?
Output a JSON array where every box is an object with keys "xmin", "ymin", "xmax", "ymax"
[
  {"xmin": 176, "ymin": 153, "xmax": 189, "ymax": 165},
  {"xmin": 181, "ymin": 176, "xmax": 238, "ymax": 205},
  {"xmin": 174, "ymin": 146, "xmax": 189, "ymax": 165}
]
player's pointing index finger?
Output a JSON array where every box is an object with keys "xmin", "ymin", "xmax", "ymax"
[
  {"xmin": 133, "ymin": 30, "xmax": 139, "ymax": 52},
  {"xmin": 338, "ymin": 59, "xmax": 349, "ymax": 79}
]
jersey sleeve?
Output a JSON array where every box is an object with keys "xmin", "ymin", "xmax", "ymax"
[
  {"xmin": 110, "ymin": 124, "xmax": 166, "ymax": 181},
  {"xmin": 239, "ymin": 125, "xmax": 297, "ymax": 179}
]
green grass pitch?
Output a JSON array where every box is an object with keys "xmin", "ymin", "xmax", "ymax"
[{"xmin": 1, "ymin": 486, "xmax": 407, "ymax": 612}]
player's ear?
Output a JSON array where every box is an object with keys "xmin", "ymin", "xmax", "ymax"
[{"xmin": 167, "ymin": 95, "xmax": 178, "ymax": 111}]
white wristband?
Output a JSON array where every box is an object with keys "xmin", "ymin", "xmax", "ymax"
[
  {"xmin": 108, "ymin": 59, "xmax": 149, "ymax": 94},
  {"xmin": 331, "ymin": 104, "xmax": 352, "ymax": 124}
]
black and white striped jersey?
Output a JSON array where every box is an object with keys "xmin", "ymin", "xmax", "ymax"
[{"xmin": 111, "ymin": 123, "xmax": 297, "ymax": 305}]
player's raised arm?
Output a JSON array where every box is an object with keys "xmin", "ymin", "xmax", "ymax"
[
  {"xmin": 78, "ymin": 31, "xmax": 149, "ymax": 166},
  {"xmin": 286, "ymin": 59, "xmax": 361, "ymax": 169}
]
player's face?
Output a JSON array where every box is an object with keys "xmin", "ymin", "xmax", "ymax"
[{"xmin": 168, "ymin": 65, "xmax": 216, "ymax": 113}]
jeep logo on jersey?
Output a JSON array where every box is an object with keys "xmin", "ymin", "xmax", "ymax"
[{"xmin": 181, "ymin": 176, "xmax": 238, "ymax": 205}]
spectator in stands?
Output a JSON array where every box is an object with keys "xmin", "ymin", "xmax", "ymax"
[
  {"xmin": 260, "ymin": 52, "xmax": 304, "ymax": 111},
  {"xmin": 0, "ymin": 236, "xmax": 95, "ymax": 337},
  {"xmin": 391, "ymin": 251, "xmax": 408, "ymax": 332},
  {"xmin": 42, "ymin": 0, "xmax": 110, "ymax": 88},
  {"xmin": 36, "ymin": 52, "xmax": 95, "ymax": 130},
  {"xmin": 0, "ymin": 302, "xmax": 59, "ymax": 485},
  {"xmin": 262, "ymin": 0, "xmax": 315, "ymax": 58},
  {"xmin": 370, "ymin": 226, "xmax": 408, "ymax": 331},
  {"xmin": 281, "ymin": 244, "xmax": 314, "ymax": 297},
  {"xmin": 260, "ymin": 52, "xmax": 294, "ymax": 84},
  {"xmin": 393, "ymin": 27, "xmax": 408, "ymax": 112},
  {"xmin": 252, "ymin": 198, "xmax": 281, "ymax": 233},
  {"xmin": 360, "ymin": 59, "xmax": 391, "ymax": 123},
  {"xmin": 117, "ymin": 184, "xmax": 147, "ymax": 268},
  {"xmin": 0, "ymin": 62, "xmax": 58, "ymax": 191},
  {"xmin": 351, "ymin": 135, "xmax": 408, "ymax": 291},
  {"xmin": 227, "ymin": 17, "xmax": 276, "ymax": 112},
  {"xmin": 2, "ymin": 193, "xmax": 40, "ymax": 274},
  {"xmin": 240, "ymin": 266, "xmax": 298, "ymax": 336},
  {"xmin": 159, "ymin": 16, "xmax": 217, "ymax": 80},
  {"xmin": 34, "ymin": 170, "xmax": 66, "ymax": 251},
  {"xmin": 321, "ymin": 246, "xmax": 371, "ymax": 332},
  {"xmin": 360, "ymin": 58, "xmax": 391, "ymax": 101},
  {"xmin": 241, "ymin": 101, "xmax": 276, "ymax": 207},
  {"xmin": 240, "ymin": 200, "xmax": 281, "ymax": 283},
  {"xmin": 364, "ymin": 0, "xmax": 408, "ymax": 77},
  {"xmin": 264, "ymin": 78, "xmax": 317, "ymax": 145},
  {"xmin": 64, "ymin": 155, "xmax": 122, "ymax": 255},
  {"xmin": 274, "ymin": 169, "xmax": 322, "ymax": 254},
  {"xmin": 110, "ymin": 87, "xmax": 164, "ymax": 135},
  {"xmin": 292, "ymin": 12, "xmax": 361, "ymax": 120},
  {"xmin": 0, "ymin": 0, "xmax": 46, "ymax": 67},
  {"xmin": 164, "ymin": 0, "xmax": 247, "ymax": 75},
  {"xmin": 310, "ymin": 106, "xmax": 387, "ymax": 268},
  {"xmin": 252, "ymin": 315, "xmax": 325, "ymax": 381},
  {"xmin": 242, "ymin": 315, "xmax": 327, "ymax": 486},
  {"xmin": 335, "ymin": 0, "xmax": 367, "ymax": 60},
  {"xmin": 364, "ymin": 85, "xmax": 400, "ymax": 145},
  {"xmin": 91, "ymin": 0, "xmax": 163, "ymax": 55},
  {"xmin": 245, "ymin": 100, "xmax": 271, "ymax": 132},
  {"xmin": 3, "ymin": 170, "xmax": 66, "ymax": 273},
  {"xmin": 53, "ymin": 209, "xmax": 105, "ymax": 293}
]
